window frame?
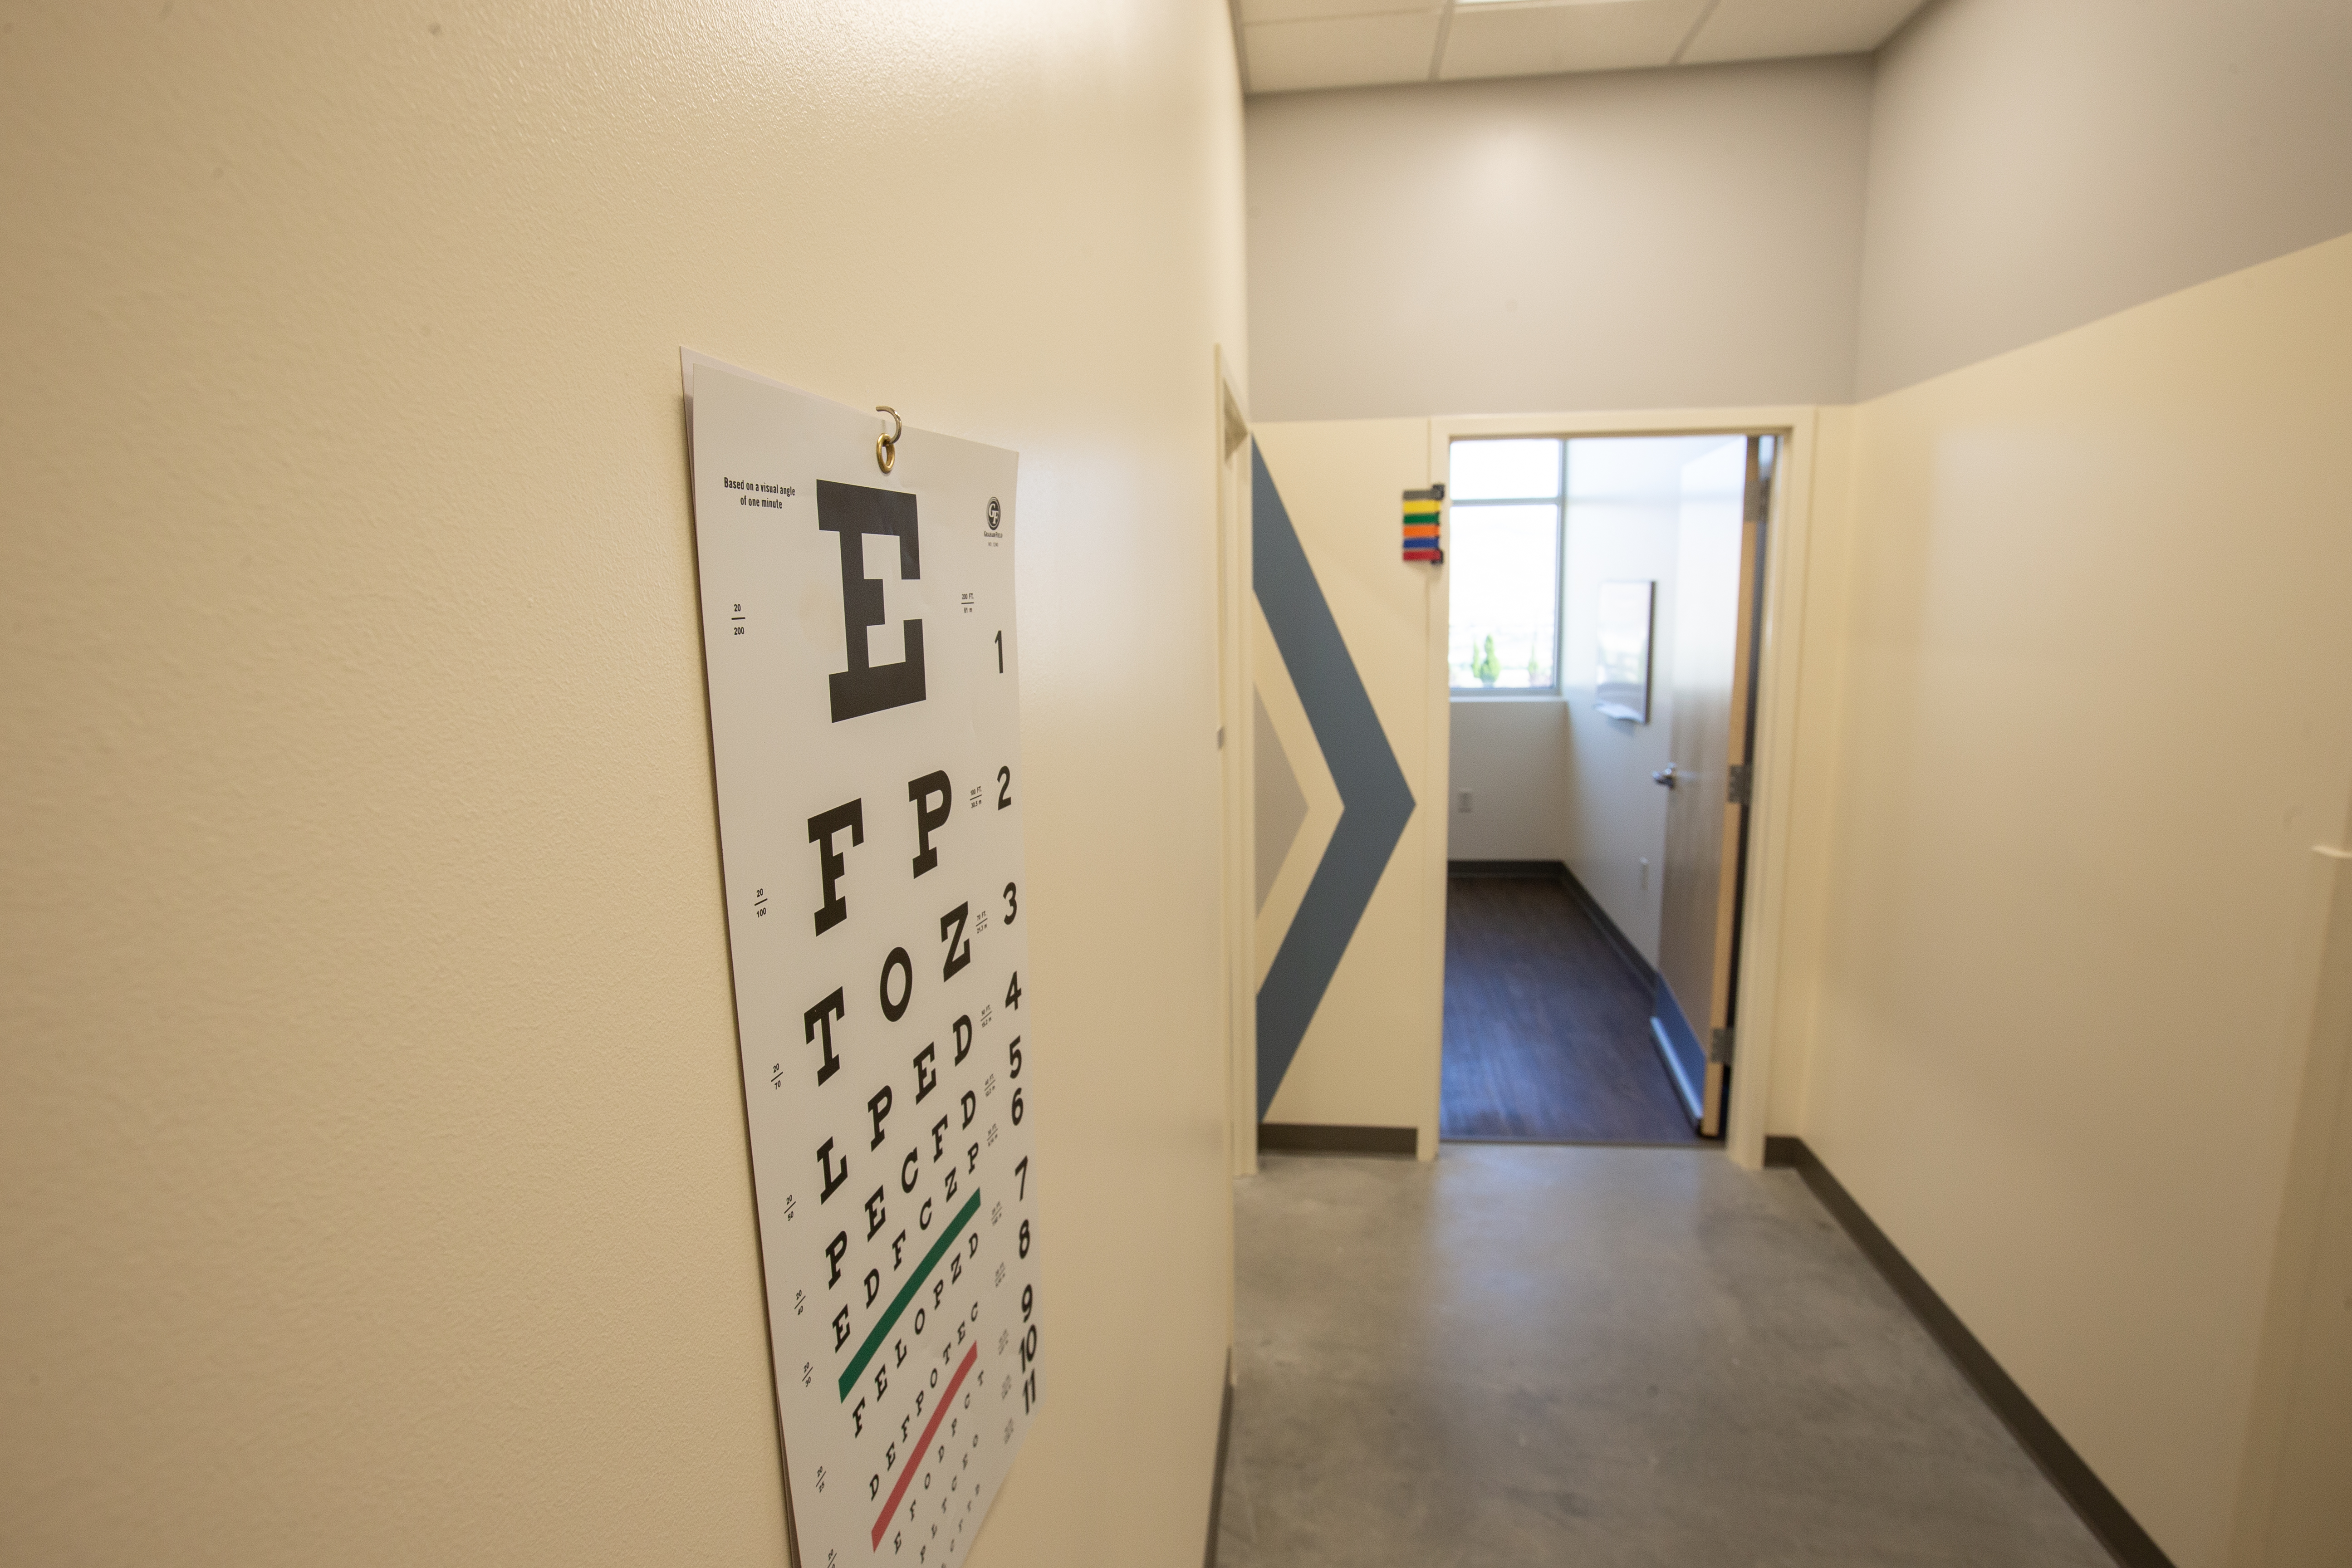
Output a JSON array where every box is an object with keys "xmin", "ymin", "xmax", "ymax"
[{"xmin": 1445, "ymin": 436, "xmax": 1567, "ymax": 698}]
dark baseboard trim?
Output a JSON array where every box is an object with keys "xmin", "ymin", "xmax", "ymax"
[
  {"xmin": 1764, "ymin": 1137, "xmax": 2177, "ymax": 1568},
  {"xmin": 1446, "ymin": 858, "xmax": 1565, "ymax": 877},
  {"xmin": 1439, "ymin": 1135, "xmax": 1709, "ymax": 1150},
  {"xmin": 1203, "ymin": 1351, "xmax": 1233, "ymax": 1568},
  {"xmin": 1553, "ymin": 865, "xmax": 1658, "ymax": 993},
  {"xmin": 1257, "ymin": 1122, "xmax": 1418, "ymax": 1157}
]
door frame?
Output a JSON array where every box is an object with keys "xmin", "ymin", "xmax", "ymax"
[
  {"xmin": 1426, "ymin": 407, "xmax": 1821, "ymax": 1171},
  {"xmin": 1214, "ymin": 348, "xmax": 1257, "ymax": 1177}
]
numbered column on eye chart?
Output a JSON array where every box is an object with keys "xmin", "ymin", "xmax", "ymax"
[{"xmin": 683, "ymin": 352, "xmax": 1044, "ymax": 1568}]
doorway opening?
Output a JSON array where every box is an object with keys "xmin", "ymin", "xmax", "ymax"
[{"xmin": 1442, "ymin": 431, "xmax": 1778, "ymax": 1145}]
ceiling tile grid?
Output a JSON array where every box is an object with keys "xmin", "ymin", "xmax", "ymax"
[
  {"xmin": 1438, "ymin": 0, "xmax": 1709, "ymax": 83},
  {"xmin": 1679, "ymin": 0, "xmax": 1928, "ymax": 64},
  {"xmin": 1246, "ymin": 10, "xmax": 1446, "ymax": 96},
  {"xmin": 1233, "ymin": 0, "xmax": 1932, "ymax": 95}
]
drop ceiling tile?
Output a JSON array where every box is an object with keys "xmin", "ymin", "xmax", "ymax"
[
  {"xmin": 1239, "ymin": 0, "xmax": 1434, "ymax": 24},
  {"xmin": 1246, "ymin": 11, "xmax": 1446, "ymax": 94},
  {"xmin": 1438, "ymin": 0, "xmax": 1710, "ymax": 83},
  {"xmin": 1678, "ymin": 0, "xmax": 1930, "ymax": 64}
]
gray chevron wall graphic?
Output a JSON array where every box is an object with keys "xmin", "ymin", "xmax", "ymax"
[{"xmin": 1252, "ymin": 445, "xmax": 1416, "ymax": 1120}]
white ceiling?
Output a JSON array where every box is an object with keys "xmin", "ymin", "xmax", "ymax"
[{"xmin": 1235, "ymin": 0, "xmax": 1932, "ymax": 95}]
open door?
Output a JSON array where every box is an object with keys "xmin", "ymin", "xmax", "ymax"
[{"xmin": 1651, "ymin": 436, "xmax": 1774, "ymax": 1137}]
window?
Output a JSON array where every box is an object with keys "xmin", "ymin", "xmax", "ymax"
[{"xmin": 1448, "ymin": 437, "xmax": 1562, "ymax": 693}]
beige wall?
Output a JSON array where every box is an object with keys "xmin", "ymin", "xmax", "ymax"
[
  {"xmin": 1252, "ymin": 420, "xmax": 1447, "ymax": 1149},
  {"xmin": 2230, "ymin": 804, "xmax": 2352, "ymax": 1568},
  {"xmin": 1245, "ymin": 58, "xmax": 1872, "ymax": 420},
  {"xmin": 1446, "ymin": 700, "xmax": 1566, "ymax": 862},
  {"xmin": 1771, "ymin": 7, "xmax": 2352, "ymax": 1560},
  {"xmin": 0, "ymin": 4, "xmax": 1247, "ymax": 1565},
  {"xmin": 1781, "ymin": 232, "xmax": 2352, "ymax": 1568},
  {"xmin": 1857, "ymin": 0, "xmax": 2352, "ymax": 395}
]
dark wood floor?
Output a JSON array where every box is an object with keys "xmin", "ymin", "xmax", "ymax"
[{"xmin": 1440, "ymin": 873, "xmax": 1699, "ymax": 1144}]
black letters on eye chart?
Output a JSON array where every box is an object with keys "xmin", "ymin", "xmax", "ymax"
[
  {"xmin": 818, "ymin": 482, "xmax": 926, "ymax": 723},
  {"xmin": 684, "ymin": 354, "xmax": 1043, "ymax": 1568}
]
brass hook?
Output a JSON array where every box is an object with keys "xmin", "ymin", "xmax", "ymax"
[{"xmin": 875, "ymin": 406, "xmax": 902, "ymax": 474}]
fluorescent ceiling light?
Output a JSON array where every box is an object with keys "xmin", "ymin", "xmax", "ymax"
[{"xmin": 1455, "ymin": 0, "xmax": 1650, "ymax": 7}]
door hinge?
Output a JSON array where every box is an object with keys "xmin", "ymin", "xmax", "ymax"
[
  {"xmin": 1726, "ymin": 763, "xmax": 1752, "ymax": 807},
  {"xmin": 1710, "ymin": 1026, "xmax": 1735, "ymax": 1064}
]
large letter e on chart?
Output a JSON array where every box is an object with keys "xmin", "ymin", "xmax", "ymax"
[{"xmin": 817, "ymin": 479, "xmax": 926, "ymax": 722}]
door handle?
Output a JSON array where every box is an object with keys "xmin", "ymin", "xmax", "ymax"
[{"xmin": 1651, "ymin": 765, "xmax": 1678, "ymax": 788}]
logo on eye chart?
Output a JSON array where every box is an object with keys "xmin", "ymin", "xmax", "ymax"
[
  {"xmin": 986, "ymin": 497, "xmax": 1002, "ymax": 534},
  {"xmin": 815, "ymin": 479, "xmax": 926, "ymax": 723}
]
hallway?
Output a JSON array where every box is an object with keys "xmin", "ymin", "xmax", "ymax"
[
  {"xmin": 1215, "ymin": 1147, "xmax": 2107, "ymax": 1567},
  {"xmin": 12, "ymin": 5, "xmax": 2352, "ymax": 1565}
]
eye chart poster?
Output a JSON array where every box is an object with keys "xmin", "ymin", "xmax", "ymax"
[{"xmin": 683, "ymin": 353, "xmax": 1042, "ymax": 1568}]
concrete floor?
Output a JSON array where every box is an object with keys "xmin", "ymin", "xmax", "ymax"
[{"xmin": 1216, "ymin": 1146, "xmax": 2111, "ymax": 1568}]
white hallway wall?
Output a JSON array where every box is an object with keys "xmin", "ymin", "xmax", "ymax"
[
  {"xmin": 0, "ymin": 4, "xmax": 1247, "ymax": 1566},
  {"xmin": 1245, "ymin": 56, "xmax": 1873, "ymax": 422},
  {"xmin": 1854, "ymin": 0, "xmax": 2352, "ymax": 396},
  {"xmin": 1446, "ymin": 700, "xmax": 1563, "ymax": 862},
  {"xmin": 1769, "ymin": 3, "xmax": 2352, "ymax": 1564}
]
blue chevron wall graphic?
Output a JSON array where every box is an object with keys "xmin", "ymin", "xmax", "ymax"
[{"xmin": 1252, "ymin": 446, "xmax": 1417, "ymax": 1120}]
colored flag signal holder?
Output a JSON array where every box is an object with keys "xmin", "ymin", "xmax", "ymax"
[{"xmin": 1402, "ymin": 484, "xmax": 1444, "ymax": 564}]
